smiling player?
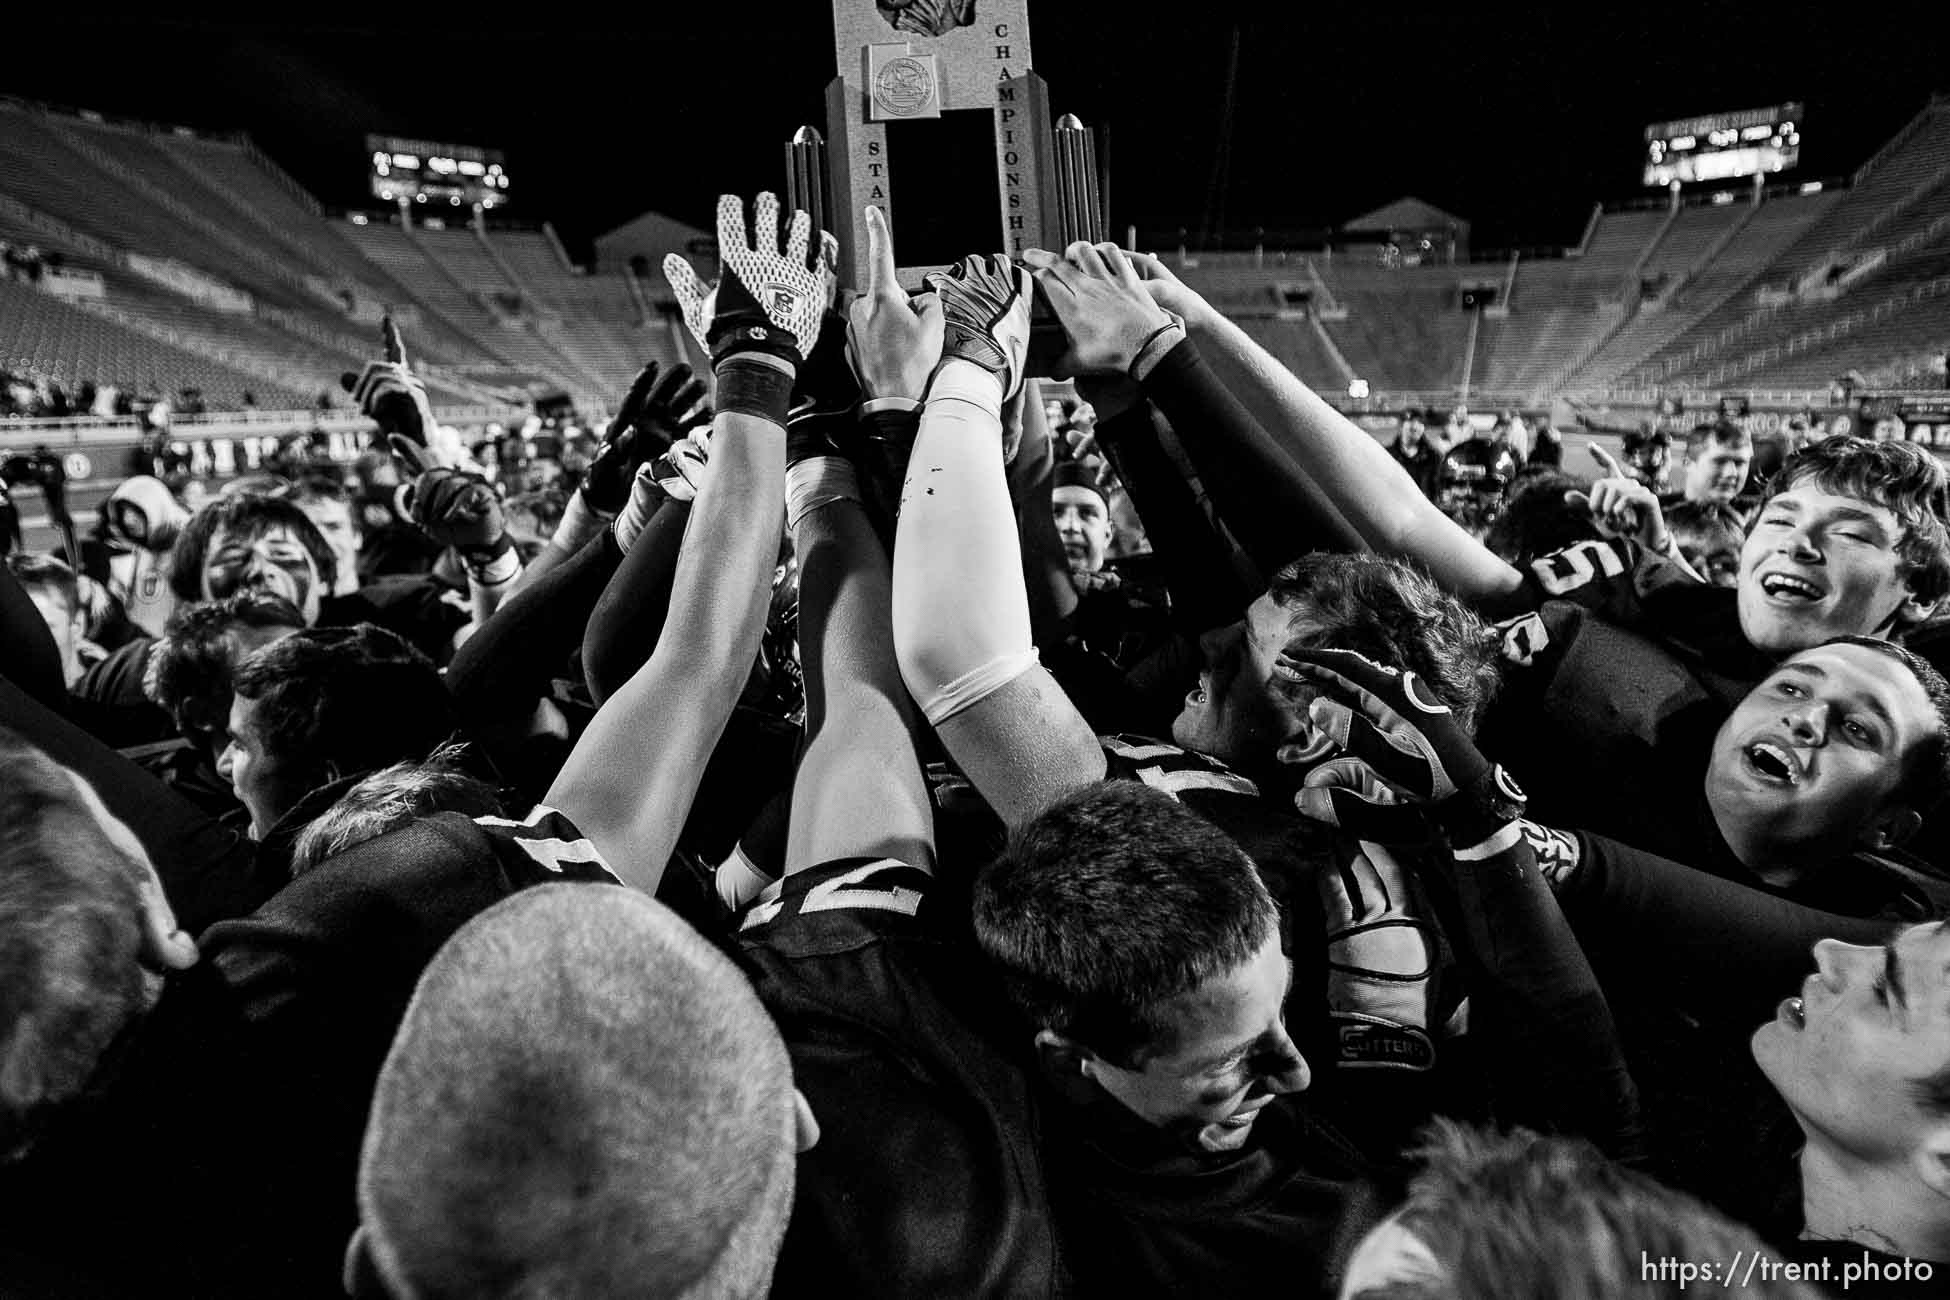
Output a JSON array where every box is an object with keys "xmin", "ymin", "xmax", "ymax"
[{"xmin": 1706, "ymin": 637, "xmax": 1950, "ymax": 904}]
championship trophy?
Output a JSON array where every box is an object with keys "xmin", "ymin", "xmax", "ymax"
[
  {"xmin": 786, "ymin": 1, "xmax": 1107, "ymax": 372},
  {"xmin": 790, "ymin": 1, "xmax": 1105, "ymax": 287}
]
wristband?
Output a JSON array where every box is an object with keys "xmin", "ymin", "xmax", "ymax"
[
  {"xmin": 786, "ymin": 457, "xmax": 862, "ymax": 532},
  {"xmin": 926, "ymin": 359, "xmax": 1003, "ymax": 419},
  {"xmin": 1130, "ymin": 320, "xmax": 1188, "ymax": 381},
  {"xmin": 465, "ymin": 541, "xmax": 521, "ymax": 587},
  {"xmin": 1435, "ymin": 763, "xmax": 1528, "ymax": 852},
  {"xmin": 861, "ymin": 406, "xmax": 922, "ymax": 452},
  {"xmin": 459, "ymin": 532, "xmax": 515, "ymax": 569},
  {"xmin": 715, "ymin": 357, "xmax": 796, "ymax": 426}
]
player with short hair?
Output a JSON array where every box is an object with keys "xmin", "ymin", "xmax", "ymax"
[
  {"xmin": 5, "ymin": 552, "xmax": 92, "ymax": 687},
  {"xmin": 1127, "ymin": 247, "xmax": 1950, "ymax": 846},
  {"xmin": 1052, "ymin": 460, "xmax": 1115, "ymax": 577},
  {"xmin": 348, "ymin": 885, "xmax": 813, "ymax": 1299},
  {"xmin": 1672, "ymin": 419, "xmax": 1754, "ymax": 508},
  {"xmin": 221, "ymin": 623, "xmax": 456, "ymax": 845},
  {"xmin": 1338, "ymin": 1122, "xmax": 1827, "ymax": 1300}
]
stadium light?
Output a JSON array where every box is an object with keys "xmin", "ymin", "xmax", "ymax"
[{"xmin": 351, "ymin": 214, "xmax": 370, "ymax": 226}]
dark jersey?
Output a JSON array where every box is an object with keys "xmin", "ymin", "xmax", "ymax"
[
  {"xmin": 735, "ymin": 857, "xmax": 1066, "ymax": 1298},
  {"xmin": 1543, "ymin": 823, "xmax": 1904, "ymax": 1229},
  {"xmin": 68, "ymin": 634, "xmax": 178, "ymax": 747},
  {"xmin": 1475, "ymin": 538, "xmax": 1768, "ymax": 841},
  {"xmin": 1, "ymin": 805, "xmax": 620, "ymax": 1296},
  {"xmin": 735, "ymin": 852, "xmax": 1398, "ymax": 1300},
  {"xmin": 1390, "ymin": 440, "xmax": 1443, "ymax": 498},
  {"xmin": 1063, "ymin": 735, "xmax": 1400, "ymax": 1292},
  {"xmin": 1042, "ymin": 1087, "xmax": 1389, "ymax": 1299},
  {"xmin": 1096, "ymin": 737, "xmax": 1467, "ymax": 1159},
  {"xmin": 321, "ymin": 573, "xmax": 470, "ymax": 664}
]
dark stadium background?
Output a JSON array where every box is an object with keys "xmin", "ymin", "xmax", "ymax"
[{"xmin": 5, "ymin": 1, "xmax": 1943, "ymax": 259}]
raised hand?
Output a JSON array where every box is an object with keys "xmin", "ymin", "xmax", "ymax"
[
  {"xmin": 396, "ymin": 441, "xmax": 506, "ymax": 553},
  {"xmin": 342, "ymin": 314, "xmax": 436, "ymax": 451},
  {"xmin": 845, "ymin": 205, "xmax": 944, "ymax": 401},
  {"xmin": 583, "ymin": 361, "xmax": 710, "ymax": 513},
  {"xmin": 1122, "ymin": 250, "xmax": 1210, "ymax": 323},
  {"xmin": 923, "ymin": 253, "xmax": 1033, "ymax": 399},
  {"xmin": 663, "ymin": 193, "xmax": 829, "ymax": 371},
  {"xmin": 1274, "ymin": 647, "xmax": 1524, "ymax": 846},
  {"xmin": 1021, "ymin": 241, "xmax": 1175, "ymax": 376},
  {"xmin": 1564, "ymin": 443, "xmax": 1672, "ymax": 553}
]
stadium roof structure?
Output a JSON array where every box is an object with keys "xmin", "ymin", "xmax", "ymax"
[
  {"xmin": 594, "ymin": 210, "xmax": 712, "ymax": 274},
  {"xmin": 1341, "ymin": 197, "xmax": 1469, "ymax": 238}
]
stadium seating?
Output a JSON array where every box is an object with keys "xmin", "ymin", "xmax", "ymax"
[
  {"xmin": 488, "ymin": 229, "xmax": 679, "ymax": 391},
  {"xmin": 1233, "ymin": 318, "xmax": 1346, "ymax": 393},
  {"xmin": 0, "ymin": 274, "xmax": 311, "ymax": 408},
  {"xmin": 6, "ymin": 92, "xmax": 1948, "ymax": 419},
  {"xmin": 1626, "ymin": 103, "xmax": 1950, "ymax": 388},
  {"xmin": 1571, "ymin": 192, "xmax": 1837, "ymax": 390}
]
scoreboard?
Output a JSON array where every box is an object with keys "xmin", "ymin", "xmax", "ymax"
[
  {"xmin": 367, "ymin": 135, "xmax": 510, "ymax": 209},
  {"xmin": 1643, "ymin": 103, "xmax": 1801, "ymax": 187}
]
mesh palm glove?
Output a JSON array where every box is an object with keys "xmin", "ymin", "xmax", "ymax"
[
  {"xmin": 664, "ymin": 193, "xmax": 828, "ymax": 372},
  {"xmin": 924, "ymin": 253, "xmax": 1034, "ymax": 401},
  {"xmin": 583, "ymin": 361, "xmax": 710, "ymax": 513},
  {"xmin": 1275, "ymin": 648, "xmax": 1525, "ymax": 848}
]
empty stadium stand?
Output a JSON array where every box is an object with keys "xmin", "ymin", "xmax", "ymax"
[
  {"xmin": 1, "ymin": 98, "xmax": 704, "ymax": 420},
  {"xmin": 7, "ymin": 92, "xmax": 1950, "ymax": 423}
]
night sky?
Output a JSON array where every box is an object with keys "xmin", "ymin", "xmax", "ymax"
[{"xmin": 4, "ymin": 2, "xmax": 1943, "ymax": 260}]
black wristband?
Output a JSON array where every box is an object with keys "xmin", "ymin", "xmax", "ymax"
[
  {"xmin": 459, "ymin": 531, "xmax": 514, "ymax": 564},
  {"xmin": 861, "ymin": 407, "xmax": 922, "ymax": 447},
  {"xmin": 715, "ymin": 359, "xmax": 796, "ymax": 427},
  {"xmin": 1436, "ymin": 764, "xmax": 1528, "ymax": 850}
]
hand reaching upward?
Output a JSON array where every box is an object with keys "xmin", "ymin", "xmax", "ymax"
[
  {"xmin": 845, "ymin": 205, "xmax": 943, "ymax": 402},
  {"xmin": 664, "ymin": 193, "xmax": 829, "ymax": 372},
  {"xmin": 582, "ymin": 362, "xmax": 709, "ymax": 514},
  {"xmin": 1021, "ymin": 241, "xmax": 1174, "ymax": 377},
  {"xmin": 342, "ymin": 314, "xmax": 435, "ymax": 452},
  {"xmin": 1565, "ymin": 443, "xmax": 1673, "ymax": 555},
  {"xmin": 923, "ymin": 253, "xmax": 1033, "ymax": 400}
]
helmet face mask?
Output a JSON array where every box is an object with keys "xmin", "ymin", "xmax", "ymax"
[{"xmin": 1437, "ymin": 443, "xmax": 1516, "ymax": 534}]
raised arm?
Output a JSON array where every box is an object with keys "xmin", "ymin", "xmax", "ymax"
[
  {"xmin": 891, "ymin": 252, "xmax": 1106, "ymax": 825},
  {"xmin": 1279, "ymin": 647, "xmax": 1641, "ymax": 1160},
  {"xmin": 1025, "ymin": 242, "xmax": 1362, "ymax": 577},
  {"xmin": 545, "ymin": 193, "xmax": 816, "ymax": 892},
  {"xmin": 523, "ymin": 361, "xmax": 710, "ymax": 590},
  {"xmin": 1127, "ymin": 252, "xmax": 1522, "ymax": 602}
]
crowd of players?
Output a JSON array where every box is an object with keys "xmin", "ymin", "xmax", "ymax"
[{"xmin": 5, "ymin": 186, "xmax": 1950, "ymax": 1298}]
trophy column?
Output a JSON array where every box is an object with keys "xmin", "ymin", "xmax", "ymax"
[{"xmin": 814, "ymin": 0, "xmax": 1078, "ymax": 290}]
